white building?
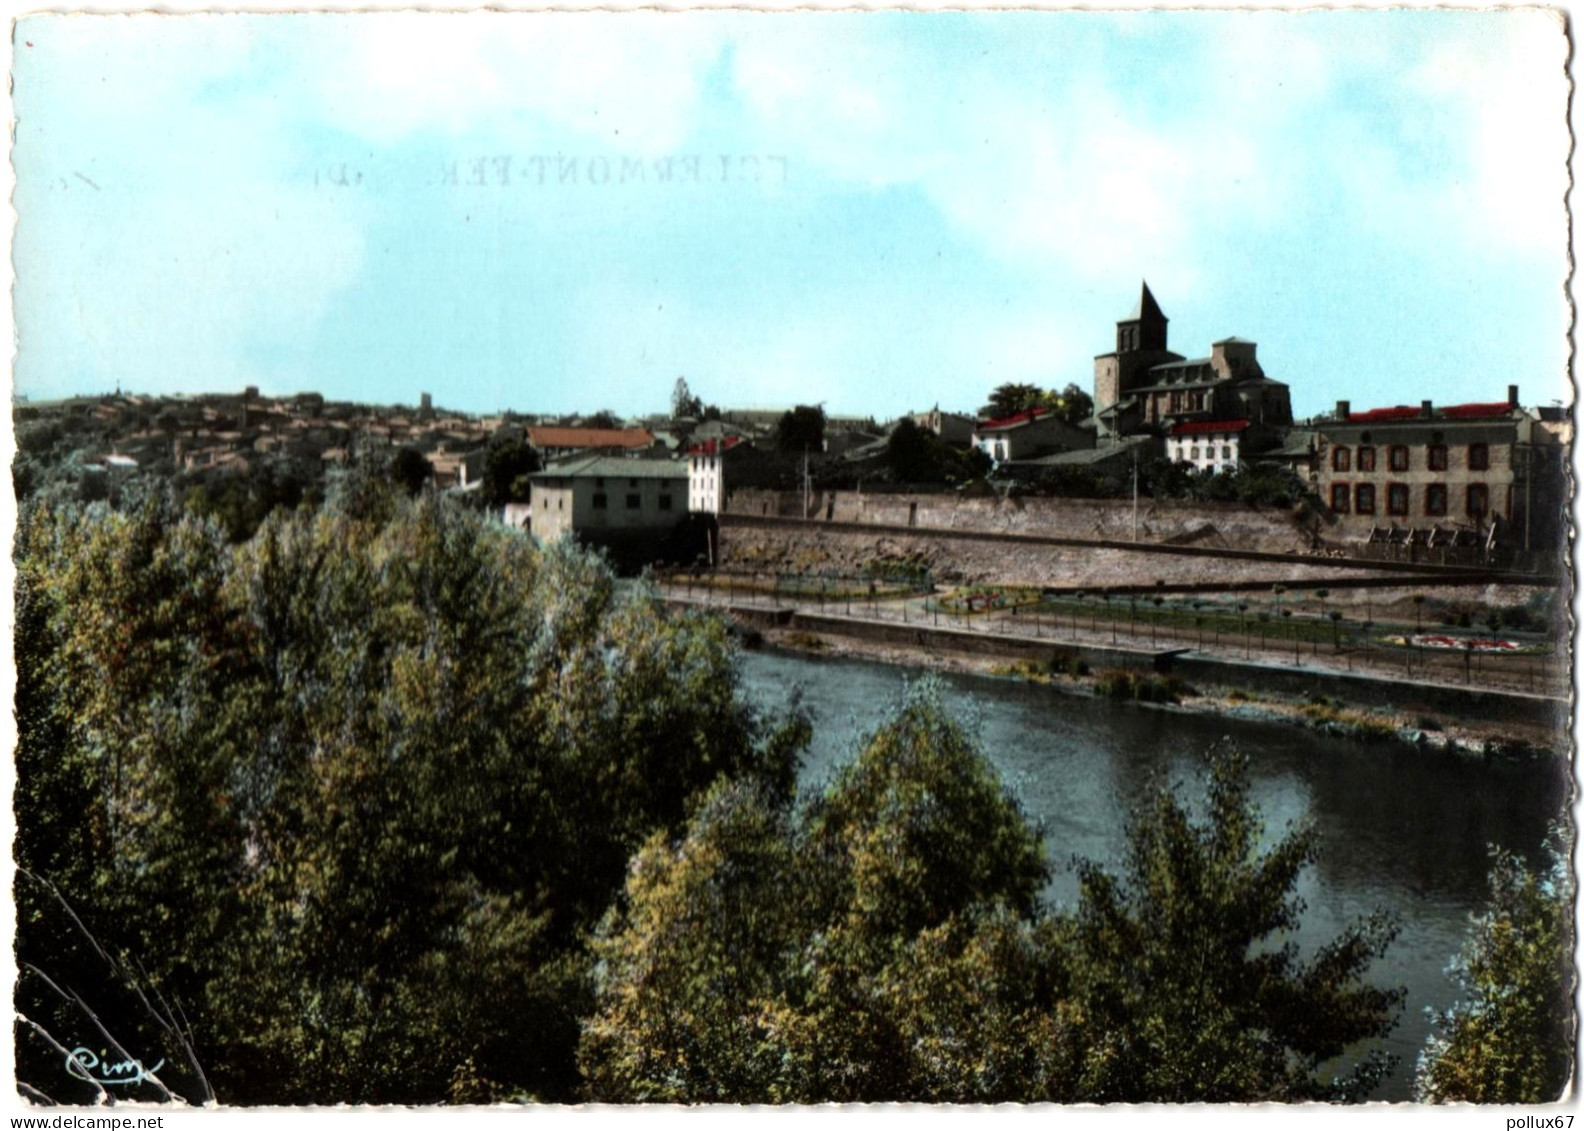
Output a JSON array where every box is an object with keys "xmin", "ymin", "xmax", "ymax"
[
  {"xmin": 972, "ymin": 407, "xmax": 1091, "ymax": 465},
  {"xmin": 1167, "ymin": 419, "xmax": 1248, "ymax": 474},
  {"xmin": 687, "ymin": 435, "xmax": 746, "ymax": 514}
]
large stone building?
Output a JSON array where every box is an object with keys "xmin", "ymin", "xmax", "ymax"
[
  {"xmin": 1093, "ymin": 283, "xmax": 1292, "ymax": 447},
  {"xmin": 528, "ymin": 455, "xmax": 687, "ymax": 543},
  {"xmin": 1314, "ymin": 386, "xmax": 1567, "ymax": 553}
]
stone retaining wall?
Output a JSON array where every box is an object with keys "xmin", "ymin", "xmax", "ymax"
[
  {"xmin": 725, "ymin": 488, "xmax": 1311, "ymax": 552},
  {"xmin": 720, "ymin": 521, "xmax": 1419, "ymax": 590}
]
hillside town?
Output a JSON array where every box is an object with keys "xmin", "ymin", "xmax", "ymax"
[{"xmin": 17, "ymin": 283, "xmax": 1570, "ymax": 576}]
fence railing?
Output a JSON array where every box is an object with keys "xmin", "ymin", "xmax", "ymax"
[{"xmin": 656, "ymin": 574, "xmax": 1567, "ymax": 698}]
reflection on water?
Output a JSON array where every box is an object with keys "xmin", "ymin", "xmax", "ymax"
[{"xmin": 738, "ymin": 647, "xmax": 1571, "ymax": 1102}]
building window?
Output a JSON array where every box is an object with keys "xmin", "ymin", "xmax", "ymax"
[
  {"xmin": 625, "ymin": 493, "xmax": 641, "ymax": 510},
  {"xmin": 1426, "ymin": 483, "xmax": 1448, "ymax": 516},
  {"xmin": 1428, "ymin": 444, "xmax": 1447, "ymax": 471},
  {"xmin": 1330, "ymin": 483, "xmax": 1350, "ymax": 513},
  {"xmin": 1355, "ymin": 484, "xmax": 1375, "ymax": 514},
  {"xmin": 1357, "ymin": 446, "xmax": 1376, "ymax": 472},
  {"xmin": 1387, "ymin": 483, "xmax": 1409, "ymax": 516},
  {"xmin": 1389, "ymin": 445, "xmax": 1409, "ymax": 472},
  {"xmin": 658, "ymin": 494, "xmax": 672, "ymax": 511},
  {"xmin": 595, "ymin": 477, "xmax": 605, "ymax": 488},
  {"xmin": 1467, "ymin": 483, "xmax": 1489, "ymax": 517},
  {"xmin": 1190, "ymin": 446, "xmax": 1200, "ymax": 460},
  {"xmin": 592, "ymin": 492, "xmax": 608, "ymax": 510},
  {"xmin": 1332, "ymin": 447, "xmax": 1351, "ymax": 472},
  {"xmin": 1222, "ymin": 446, "xmax": 1232, "ymax": 461},
  {"xmin": 629, "ymin": 478, "xmax": 639, "ymax": 487},
  {"xmin": 1468, "ymin": 443, "xmax": 1489, "ymax": 471}
]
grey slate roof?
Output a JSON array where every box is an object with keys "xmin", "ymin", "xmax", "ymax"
[
  {"xmin": 530, "ymin": 454, "xmax": 687, "ymax": 481},
  {"xmin": 1126, "ymin": 281, "xmax": 1167, "ymax": 323},
  {"xmin": 1015, "ymin": 435, "xmax": 1156, "ymax": 467}
]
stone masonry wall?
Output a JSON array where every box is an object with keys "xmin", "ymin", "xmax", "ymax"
[
  {"xmin": 724, "ymin": 488, "xmax": 1310, "ymax": 554},
  {"xmin": 719, "ymin": 521, "xmax": 1405, "ymax": 590}
]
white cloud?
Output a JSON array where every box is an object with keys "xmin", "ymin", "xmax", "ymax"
[
  {"xmin": 1405, "ymin": 11, "xmax": 1569, "ymax": 255},
  {"xmin": 13, "ymin": 15, "xmax": 368, "ymax": 397},
  {"xmin": 305, "ymin": 13, "xmax": 731, "ymax": 155}
]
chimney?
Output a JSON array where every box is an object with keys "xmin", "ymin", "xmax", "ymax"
[
  {"xmin": 1421, "ymin": 400, "xmax": 1433, "ymax": 419},
  {"xmin": 1336, "ymin": 399, "xmax": 1350, "ymax": 420},
  {"xmin": 1508, "ymin": 384, "xmax": 1519, "ymax": 408}
]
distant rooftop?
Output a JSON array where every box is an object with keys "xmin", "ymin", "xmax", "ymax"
[
  {"xmin": 1169, "ymin": 419, "xmax": 1249, "ymax": 437},
  {"xmin": 530, "ymin": 454, "xmax": 685, "ymax": 481}
]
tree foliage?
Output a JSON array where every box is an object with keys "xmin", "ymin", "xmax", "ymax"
[
  {"xmin": 775, "ymin": 405, "xmax": 826, "ymax": 454},
  {"xmin": 14, "ymin": 485, "xmax": 803, "ymax": 1104},
  {"xmin": 984, "ymin": 382, "xmax": 1093, "ymax": 426},
  {"xmin": 1416, "ymin": 828, "xmax": 1574, "ymax": 1103},
  {"xmin": 671, "ymin": 377, "xmax": 703, "ymax": 419},
  {"xmin": 390, "ymin": 445, "xmax": 433, "ymax": 495},
  {"xmin": 480, "ymin": 436, "xmax": 539, "ymax": 507},
  {"xmin": 580, "ymin": 682, "xmax": 1059, "ymax": 1103},
  {"xmin": 1065, "ymin": 747, "xmax": 1405, "ymax": 1102},
  {"xmin": 884, "ymin": 419, "xmax": 990, "ymax": 485},
  {"xmin": 582, "ymin": 724, "xmax": 1405, "ymax": 1104}
]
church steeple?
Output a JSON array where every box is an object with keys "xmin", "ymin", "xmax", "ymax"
[{"xmin": 1117, "ymin": 281, "xmax": 1168, "ymax": 354}]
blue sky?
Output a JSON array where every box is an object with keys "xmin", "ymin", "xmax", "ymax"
[{"xmin": 12, "ymin": 9, "xmax": 1572, "ymax": 421}]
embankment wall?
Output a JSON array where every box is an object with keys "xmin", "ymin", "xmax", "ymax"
[
  {"xmin": 725, "ymin": 488, "xmax": 1309, "ymax": 552},
  {"xmin": 720, "ymin": 520, "xmax": 1424, "ymax": 590}
]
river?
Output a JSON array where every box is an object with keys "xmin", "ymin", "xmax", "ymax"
[{"xmin": 736, "ymin": 646, "xmax": 1572, "ymax": 1102}]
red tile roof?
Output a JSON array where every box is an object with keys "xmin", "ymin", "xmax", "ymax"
[
  {"xmin": 1346, "ymin": 402, "xmax": 1514, "ymax": 423},
  {"xmin": 687, "ymin": 435, "xmax": 745, "ymax": 456},
  {"xmin": 978, "ymin": 406, "xmax": 1054, "ymax": 431},
  {"xmin": 1345, "ymin": 407, "xmax": 1420, "ymax": 423},
  {"xmin": 1170, "ymin": 419, "xmax": 1249, "ymax": 436},
  {"xmin": 527, "ymin": 426, "xmax": 652, "ymax": 451},
  {"xmin": 1439, "ymin": 402, "xmax": 1517, "ymax": 420}
]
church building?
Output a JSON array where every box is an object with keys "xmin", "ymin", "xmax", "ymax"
[{"xmin": 1092, "ymin": 283, "xmax": 1293, "ymax": 453}]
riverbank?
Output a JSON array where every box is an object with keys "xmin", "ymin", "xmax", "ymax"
[{"xmin": 758, "ymin": 621, "xmax": 1567, "ymax": 760}]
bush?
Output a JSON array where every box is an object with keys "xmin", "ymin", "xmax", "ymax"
[
  {"xmin": 1095, "ymin": 669, "xmax": 1184, "ymax": 704},
  {"xmin": 1043, "ymin": 650, "xmax": 1090, "ymax": 678}
]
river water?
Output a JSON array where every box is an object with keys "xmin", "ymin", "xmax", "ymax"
[{"xmin": 736, "ymin": 646, "xmax": 1572, "ymax": 1102}]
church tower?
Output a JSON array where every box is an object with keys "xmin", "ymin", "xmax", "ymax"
[
  {"xmin": 1115, "ymin": 281, "xmax": 1168, "ymax": 355},
  {"xmin": 1094, "ymin": 281, "xmax": 1181, "ymax": 422}
]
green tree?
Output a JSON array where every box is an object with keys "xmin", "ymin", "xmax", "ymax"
[
  {"xmin": 1065, "ymin": 747, "xmax": 1404, "ymax": 1102},
  {"xmin": 886, "ymin": 419, "xmax": 990, "ymax": 486},
  {"xmin": 390, "ymin": 445, "xmax": 433, "ymax": 495},
  {"xmin": 1051, "ymin": 383, "xmax": 1094, "ymax": 426},
  {"xmin": 13, "ymin": 486, "xmax": 805, "ymax": 1104},
  {"xmin": 885, "ymin": 417, "xmax": 937, "ymax": 482},
  {"xmin": 481, "ymin": 436, "xmax": 539, "ymax": 507},
  {"xmin": 985, "ymin": 383, "xmax": 1045, "ymax": 418},
  {"xmin": 775, "ymin": 405, "xmax": 826, "ymax": 454},
  {"xmin": 580, "ymin": 681, "xmax": 1058, "ymax": 1103},
  {"xmin": 1415, "ymin": 829, "xmax": 1574, "ymax": 1103},
  {"xmin": 671, "ymin": 376, "xmax": 703, "ymax": 418}
]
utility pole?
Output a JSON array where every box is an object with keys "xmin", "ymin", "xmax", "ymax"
[
  {"xmin": 1132, "ymin": 448, "xmax": 1139, "ymax": 542},
  {"xmin": 803, "ymin": 445, "xmax": 810, "ymax": 519}
]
